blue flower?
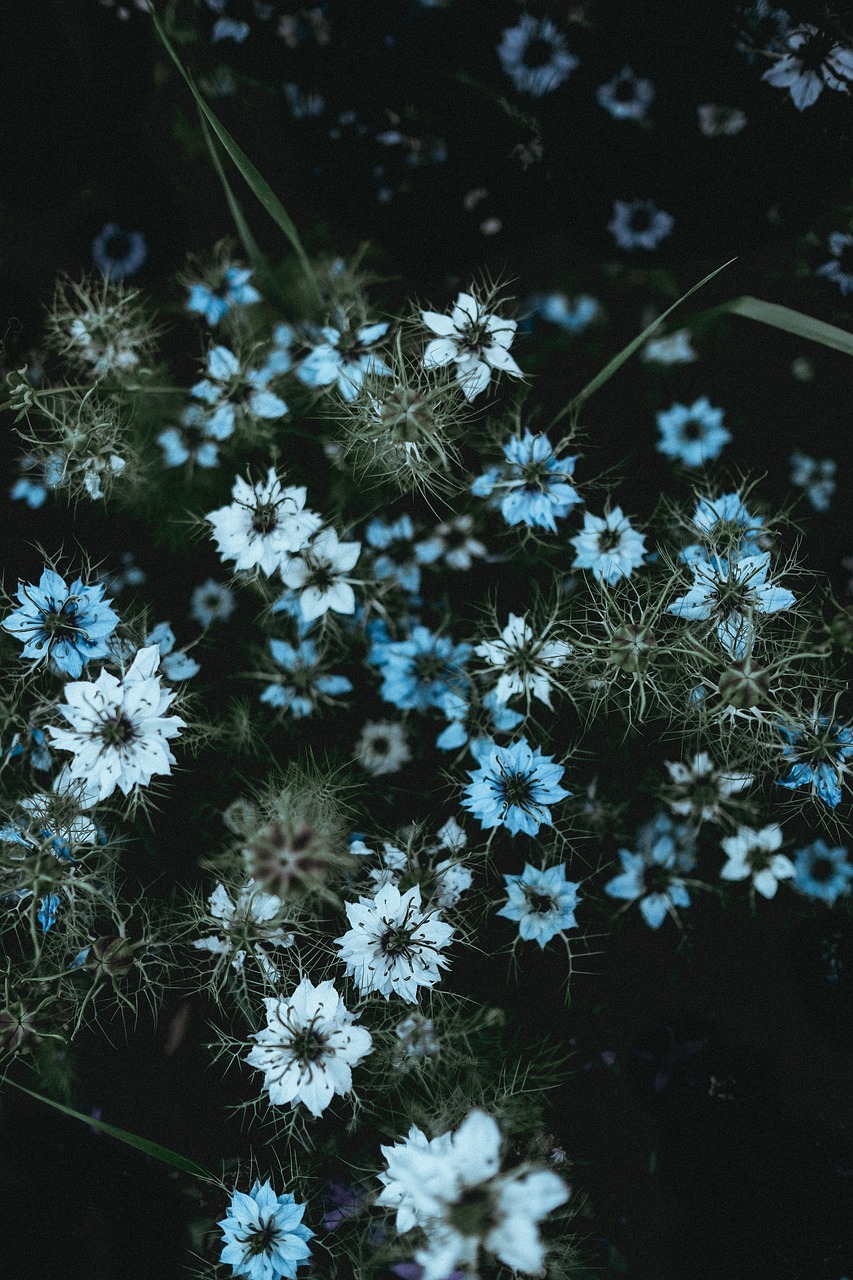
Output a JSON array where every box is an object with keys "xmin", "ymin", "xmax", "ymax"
[
  {"xmin": 532, "ymin": 292, "xmax": 601, "ymax": 332},
  {"xmin": 497, "ymin": 14, "xmax": 578, "ymax": 97},
  {"xmin": 472, "ymin": 430, "xmax": 580, "ymax": 533},
  {"xmin": 815, "ymin": 232, "xmax": 853, "ymax": 296},
  {"xmin": 681, "ymin": 491, "xmax": 764, "ymax": 562},
  {"xmin": 778, "ymin": 717, "xmax": 853, "ymax": 809},
  {"xmin": 792, "ymin": 839, "xmax": 853, "ymax": 904},
  {"xmin": 435, "ymin": 688, "xmax": 524, "ymax": 753},
  {"xmin": 191, "ymin": 345, "xmax": 288, "ymax": 440},
  {"xmin": 91, "ymin": 222, "xmax": 147, "ymax": 280},
  {"xmin": 187, "ymin": 266, "xmax": 261, "ymax": 326},
  {"xmin": 219, "ymin": 1179, "xmax": 313, "ymax": 1280},
  {"xmin": 372, "ymin": 625, "xmax": 471, "ymax": 712},
  {"xmin": 596, "ymin": 66, "xmax": 655, "ymax": 121},
  {"xmin": 608, "ymin": 199, "xmax": 674, "ymax": 251},
  {"xmin": 3, "ymin": 568, "xmax": 120, "ymax": 677},
  {"xmin": 4, "ymin": 726, "xmax": 52, "ymax": 772},
  {"xmin": 37, "ymin": 893, "xmax": 61, "ymax": 933},
  {"xmin": 656, "ymin": 397, "xmax": 731, "ymax": 468},
  {"xmin": 297, "ymin": 321, "xmax": 391, "ymax": 401},
  {"xmin": 462, "ymin": 738, "xmax": 570, "ymax": 837},
  {"xmin": 260, "ymin": 638, "xmax": 352, "ymax": 717},
  {"xmin": 497, "ymin": 863, "xmax": 580, "ymax": 947},
  {"xmin": 157, "ymin": 406, "xmax": 220, "ymax": 469},
  {"xmin": 604, "ymin": 814, "xmax": 693, "ymax": 928},
  {"xmin": 366, "ymin": 514, "xmax": 422, "ymax": 593},
  {"xmin": 212, "ymin": 16, "xmax": 250, "ymax": 42}
]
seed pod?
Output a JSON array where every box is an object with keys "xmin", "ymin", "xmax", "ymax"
[
  {"xmin": 718, "ymin": 658, "xmax": 772, "ymax": 708},
  {"xmin": 608, "ymin": 623, "xmax": 657, "ymax": 673},
  {"xmin": 86, "ymin": 936, "xmax": 136, "ymax": 978},
  {"xmin": 245, "ymin": 819, "xmax": 331, "ymax": 899}
]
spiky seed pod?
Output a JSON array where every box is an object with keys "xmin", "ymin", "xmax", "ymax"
[
  {"xmin": 86, "ymin": 936, "xmax": 136, "ymax": 979},
  {"xmin": 718, "ymin": 657, "xmax": 773, "ymax": 709},
  {"xmin": 0, "ymin": 1004, "xmax": 39, "ymax": 1054},
  {"xmin": 608, "ymin": 622, "xmax": 658, "ymax": 674},
  {"xmin": 245, "ymin": 819, "xmax": 331, "ymax": 900}
]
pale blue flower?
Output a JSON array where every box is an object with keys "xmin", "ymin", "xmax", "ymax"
[
  {"xmin": 187, "ymin": 266, "xmax": 261, "ymax": 326},
  {"xmin": 667, "ymin": 550, "xmax": 795, "ymax": 658},
  {"xmin": 38, "ymin": 893, "xmax": 62, "ymax": 933},
  {"xmin": 157, "ymin": 405, "xmax": 220, "ymax": 469},
  {"xmin": 366, "ymin": 514, "xmax": 422, "ymax": 593},
  {"xmin": 656, "ymin": 397, "xmax": 730, "ymax": 467},
  {"xmin": 762, "ymin": 24, "xmax": 853, "ymax": 110},
  {"xmin": 436, "ymin": 688, "xmax": 524, "ymax": 752},
  {"xmin": 91, "ymin": 222, "xmax": 147, "ymax": 280},
  {"xmin": 472, "ymin": 430, "xmax": 579, "ymax": 533},
  {"xmin": 462, "ymin": 738, "xmax": 570, "ymax": 837},
  {"xmin": 3, "ymin": 568, "xmax": 119, "ymax": 677},
  {"xmin": 219, "ymin": 1179, "xmax": 313, "ymax": 1280},
  {"xmin": 191, "ymin": 345, "xmax": 288, "ymax": 439},
  {"xmin": 297, "ymin": 321, "xmax": 391, "ymax": 401},
  {"xmin": 497, "ymin": 863, "xmax": 580, "ymax": 946},
  {"xmin": 212, "ymin": 17, "xmax": 250, "ymax": 42},
  {"xmin": 604, "ymin": 819, "xmax": 692, "ymax": 929},
  {"xmin": 596, "ymin": 66, "xmax": 655, "ymax": 120},
  {"xmin": 778, "ymin": 717, "xmax": 853, "ymax": 809},
  {"xmin": 790, "ymin": 449, "xmax": 836, "ymax": 512},
  {"xmin": 534, "ymin": 292, "xmax": 600, "ymax": 332},
  {"xmin": 372, "ymin": 625, "xmax": 471, "ymax": 712},
  {"xmin": 791, "ymin": 839, "xmax": 853, "ymax": 903},
  {"xmin": 682, "ymin": 492, "xmax": 764, "ymax": 562},
  {"xmin": 497, "ymin": 14, "xmax": 578, "ymax": 96},
  {"xmin": 815, "ymin": 232, "xmax": 853, "ymax": 296},
  {"xmin": 609, "ymin": 200, "xmax": 674, "ymax": 251},
  {"xmin": 261, "ymin": 638, "xmax": 352, "ymax": 717}
]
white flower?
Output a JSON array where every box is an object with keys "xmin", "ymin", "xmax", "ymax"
[
  {"xmin": 193, "ymin": 880, "xmax": 293, "ymax": 977},
  {"xmin": 189, "ymin": 579, "xmax": 235, "ymax": 627},
  {"xmin": 191, "ymin": 344, "xmax": 288, "ymax": 440},
  {"xmin": 664, "ymin": 751, "xmax": 753, "ymax": 823},
  {"xmin": 433, "ymin": 858, "xmax": 473, "ymax": 909},
  {"xmin": 475, "ymin": 612, "xmax": 571, "ymax": 707},
  {"xmin": 280, "ymin": 528, "xmax": 361, "ymax": 621},
  {"xmin": 46, "ymin": 646, "xmax": 185, "ymax": 805},
  {"xmin": 720, "ymin": 824, "xmax": 795, "ymax": 898},
  {"xmin": 82, "ymin": 453, "xmax": 126, "ymax": 500},
  {"xmin": 246, "ymin": 976, "xmax": 373, "ymax": 1118},
  {"xmin": 641, "ymin": 328, "xmax": 697, "ymax": 364},
  {"xmin": 334, "ymin": 882, "xmax": 453, "ymax": 1002},
  {"xmin": 762, "ymin": 24, "xmax": 853, "ymax": 110},
  {"xmin": 206, "ymin": 468, "xmax": 321, "ymax": 577},
  {"xmin": 145, "ymin": 621, "xmax": 200, "ymax": 681},
  {"xmin": 378, "ymin": 1109, "xmax": 569, "ymax": 1280},
  {"xmin": 355, "ymin": 720, "xmax": 412, "ymax": 776},
  {"xmin": 570, "ymin": 507, "xmax": 647, "ymax": 583},
  {"xmin": 696, "ymin": 103, "xmax": 748, "ymax": 136},
  {"xmin": 667, "ymin": 551, "xmax": 796, "ymax": 657},
  {"xmin": 421, "ymin": 292, "xmax": 522, "ymax": 401},
  {"xmin": 435, "ymin": 816, "xmax": 466, "ymax": 854}
]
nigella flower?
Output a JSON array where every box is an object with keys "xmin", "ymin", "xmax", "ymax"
[
  {"xmin": 193, "ymin": 880, "xmax": 292, "ymax": 977},
  {"xmin": 280, "ymin": 528, "xmax": 362, "ymax": 622},
  {"xmin": 471, "ymin": 430, "xmax": 580, "ymax": 532},
  {"xmin": 355, "ymin": 720, "xmax": 412, "ymax": 776},
  {"xmin": 656, "ymin": 396, "xmax": 730, "ymax": 466},
  {"xmin": 3, "ymin": 569, "xmax": 120, "ymax": 678},
  {"xmin": 497, "ymin": 863, "xmax": 581, "ymax": 948},
  {"xmin": 372, "ymin": 625, "xmax": 471, "ymax": 713},
  {"xmin": 608, "ymin": 200, "xmax": 674, "ymax": 251},
  {"xmin": 189, "ymin": 578, "xmax": 235, "ymax": 628},
  {"xmin": 791, "ymin": 839, "xmax": 853, "ymax": 903},
  {"xmin": 596, "ymin": 66, "xmax": 655, "ymax": 121},
  {"xmin": 187, "ymin": 265, "xmax": 261, "ymax": 326},
  {"xmin": 497, "ymin": 14, "xmax": 578, "ymax": 97},
  {"xmin": 475, "ymin": 613, "xmax": 571, "ymax": 708},
  {"xmin": 790, "ymin": 449, "xmax": 836, "ymax": 511},
  {"xmin": 462, "ymin": 738, "xmax": 570, "ymax": 837},
  {"xmin": 218, "ymin": 1179, "xmax": 313, "ymax": 1280},
  {"xmin": 421, "ymin": 292, "xmax": 522, "ymax": 401},
  {"xmin": 212, "ymin": 16, "xmax": 250, "ymax": 42},
  {"xmin": 246, "ymin": 976, "xmax": 373, "ymax": 1117},
  {"xmin": 686, "ymin": 491, "xmax": 764, "ymax": 557},
  {"xmin": 696, "ymin": 104, "xmax": 748, "ymax": 136},
  {"xmin": 191, "ymin": 345, "xmax": 288, "ymax": 441},
  {"xmin": 667, "ymin": 550, "xmax": 795, "ymax": 658},
  {"xmin": 157, "ymin": 405, "xmax": 221, "ymax": 470},
  {"xmin": 366, "ymin": 514, "xmax": 423, "ymax": 593},
  {"xmin": 91, "ymin": 222, "xmax": 147, "ymax": 280},
  {"xmin": 46, "ymin": 645, "xmax": 185, "ymax": 805},
  {"xmin": 762, "ymin": 24, "xmax": 853, "ymax": 110},
  {"xmin": 641, "ymin": 329, "xmax": 697, "ymax": 364},
  {"xmin": 530, "ymin": 292, "xmax": 601, "ymax": 332},
  {"xmin": 778, "ymin": 716, "xmax": 853, "ymax": 809},
  {"xmin": 260, "ymin": 638, "xmax": 352, "ymax": 716},
  {"xmin": 720, "ymin": 824, "xmax": 794, "ymax": 898},
  {"xmin": 815, "ymin": 232, "xmax": 853, "ymax": 296},
  {"xmin": 570, "ymin": 507, "xmax": 647, "ymax": 583},
  {"xmin": 663, "ymin": 751, "xmax": 753, "ymax": 823},
  {"xmin": 334, "ymin": 882, "xmax": 454, "ymax": 1002},
  {"xmin": 206, "ymin": 469, "xmax": 321, "ymax": 576},
  {"xmin": 735, "ymin": 0, "xmax": 790, "ymax": 65},
  {"xmin": 604, "ymin": 822, "xmax": 692, "ymax": 930},
  {"xmin": 435, "ymin": 687, "xmax": 524, "ymax": 754},
  {"xmin": 297, "ymin": 321, "xmax": 392, "ymax": 401},
  {"xmin": 414, "ymin": 515, "xmax": 487, "ymax": 572}
]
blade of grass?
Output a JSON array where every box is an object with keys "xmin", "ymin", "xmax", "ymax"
[
  {"xmin": 148, "ymin": 2, "xmax": 319, "ymax": 306},
  {"xmin": 3, "ymin": 1075, "xmax": 218, "ymax": 1184},
  {"xmin": 551, "ymin": 258, "xmax": 737, "ymax": 427},
  {"xmin": 722, "ymin": 295, "xmax": 853, "ymax": 356}
]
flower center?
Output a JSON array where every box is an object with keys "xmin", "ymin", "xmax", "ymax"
[
  {"xmin": 500, "ymin": 770, "xmax": 533, "ymax": 809},
  {"xmin": 525, "ymin": 890, "xmax": 555, "ymax": 914},
  {"xmin": 240, "ymin": 1217, "xmax": 279, "ymax": 1257},
  {"xmin": 597, "ymin": 528, "xmax": 622, "ymax": 553},
  {"xmin": 99, "ymin": 713, "xmax": 137, "ymax": 748},
  {"xmin": 448, "ymin": 1184, "xmax": 499, "ymax": 1236},
  {"xmin": 523, "ymin": 36, "xmax": 555, "ymax": 68},
  {"xmin": 252, "ymin": 501, "xmax": 279, "ymax": 534},
  {"xmin": 289, "ymin": 1027, "xmax": 327, "ymax": 1063},
  {"xmin": 380, "ymin": 925, "xmax": 415, "ymax": 957}
]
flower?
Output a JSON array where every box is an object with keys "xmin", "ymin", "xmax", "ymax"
[
  {"xmin": 193, "ymin": 880, "xmax": 293, "ymax": 976},
  {"xmin": 372, "ymin": 625, "xmax": 471, "ymax": 713},
  {"xmin": 596, "ymin": 66, "xmax": 655, "ymax": 120},
  {"xmin": 696, "ymin": 104, "xmax": 748, "ymax": 136},
  {"xmin": 246, "ymin": 976, "xmax": 373, "ymax": 1117},
  {"xmin": 280, "ymin": 529, "xmax": 361, "ymax": 622},
  {"xmin": 191, "ymin": 345, "xmax": 288, "ymax": 441},
  {"xmin": 218, "ymin": 1179, "xmax": 313, "ymax": 1280},
  {"xmin": 475, "ymin": 613, "xmax": 570, "ymax": 707},
  {"xmin": 260, "ymin": 638, "xmax": 352, "ymax": 716},
  {"xmin": 532, "ymin": 292, "xmax": 600, "ymax": 332},
  {"xmin": 496, "ymin": 14, "xmax": 578, "ymax": 97},
  {"xmin": 157, "ymin": 406, "xmax": 220, "ymax": 470},
  {"xmin": 720, "ymin": 824, "xmax": 794, "ymax": 898},
  {"xmin": 641, "ymin": 328, "xmax": 697, "ymax": 363},
  {"xmin": 497, "ymin": 863, "xmax": 581, "ymax": 947},
  {"xmin": 190, "ymin": 579, "xmax": 235, "ymax": 627},
  {"xmin": 791, "ymin": 839, "xmax": 853, "ymax": 903},
  {"xmin": 667, "ymin": 551, "xmax": 795, "ymax": 658},
  {"xmin": 815, "ymin": 232, "xmax": 853, "ymax": 296},
  {"xmin": 377, "ymin": 1110, "xmax": 569, "ymax": 1280},
  {"xmin": 462, "ymin": 738, "xmax": 570, "ymax": 837},
  {"xmin": 393, "ymin": 1013, "xmax": 440, "ymax": 1066},
  {"xmin": 421, "ymin": 293, "xmax": 521, "ymax": 401},
  {"xmin": 604, "ymin": 814, "xmax": 694, "ymax": 928},
  {"xmin": 91, "ymin": 222, "xmax": 147, "ymax": 280},
  {"xmin": 207, "ymin": 469, "xmax": 321, "ymax": 576},
  {"xmin": 656, "ymin": 397, "xmax": 731, "ymax": 466},
  {"xmin": 686, "ymin": 491, "xmax": 764, "ymax": 557},
  {"xmin": 187, "ymin": 265, "xmax": 260, "ymax": 325},
  {"xmin": 435, "ymin": 688, "xmax": 524, "ymax": 754},
  {"xmin": 334, "ymin": 882, "xmax": 453, "ymax": 1002},
  {"xmin": 366, "ymin": 514, "xmax": 423, "ymax": 593},
  {"xmin": 414, "ymin": 515, "xmax": 487, "ymax": 573},
  {"xmin": 355, "ymin": 720, "xmax": 412, "ymax": 775},
  {"xmin": 3, "ymin": 568, "xmax": 119, "ymax": 678},
  {"xmin": 778, "ymin": 716, "xmax": 853, "ymax": 809},
  {"xmin": 762, "ymin": 24, "xmax": 853, "ymax": 110},
  {"xmin": 608, "ymin": 200, "xmax": 674, "ymax": 251},
  {"xmin": 570, "ymin": 508, "xmax": 646, "ymax": 583},
  {"xmin": 297, "ymin": 321, "xmax": 391, "ymax": 401},
  {"xmin": 471, "ymin": 431, "xmax": 580, "ymax": 532},
  {"xmin": 664, "ymin": 752, "xmax": 753, "ymax": 823},
  {"xmin": 790, "ymin": 449, "xmax": 836, "ymax": 511},
  {"xmin": 46, "ymin": 646, "xmax": 184, "ymax": 804}
]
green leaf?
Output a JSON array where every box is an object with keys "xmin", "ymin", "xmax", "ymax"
[
  {"xmin": 551, "ymin": 258, "xmax": 737, "ymax": 427},
  {"xmin": 722, "ymin": 295, "xmax": 853, "ymax": 356},
  {"xmin": 148, "ymin": 2, "xmax": 319, "ymax": 305},
  {"xmin": 2, "ymin": 1076, "xmax": 218, "ymax": 1184}
]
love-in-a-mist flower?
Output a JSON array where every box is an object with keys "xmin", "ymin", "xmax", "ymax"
[
  {"xmin": 355, "ymin": 720, "xmax": 412, "ymax": 776},
  {"xmin": 260, "ymin": 638, "xmax": 352, "ymax": 716},
  {"xmin": 280, "ymin": 529, "xmax": 361, "ymax": 622},
  {"xmin": 421, "ymin": 292, "xmax": 522, "ymax": 401},
  {"xmin": 193, "ymin": 881, "xmax": 293, "ymax": 976},
  {"xmin": 475, "ymin": 613, "xmax": 571, "ymax": 707},
  {"xmin": 3, "ymin": 568, "xmax": 119, "ymax": 678},
  {"xmin": 815, "ymin": 232, "xmax": 853, "ymax": 296},
  {"xmin": 609, "ymin": 199, "xmax": 674, "ymax": 251},
  {"xmin": 497, "ymin": 14, "xmax": 578, "ymax": 97},
  {"xmin": 46, "ymin": 645, "xmax": 185, "ymax": 805},
  {"xmin": 596, "ymin": 66, "xmax": 655, "ymax": 120},
  {"xmin": 372, "ymin": 625, "xmax": 472, "ymax": 712},
  {"xmin": 762, "ymin": 24, "xmax": 853, "ymax": 109},
  {"xmin": 218, "ymin": 1179, "xmax": 313, "ymax": 1280},
  {"xmin": 720, "ymin": 825, "xmax": 794, "ymax": 898},
  {"xmin": 191, "ymin": 345, "xmax": 288, "ymax": 441},
  {"xmin": 497, "ymin": 863, "xmax": 581, "ymax": 947},
  {"xmin": 663, "ymin": 751, "xmax": 753, "ymax": 824},
  {"xmin": 604, "ymin": 818, "xmax": 693, "ymax": 929},
  {"xmin": 685, "ymin": 491, "xmax": 764, "ymax": 560},
  {"xmin": 297, "ymin": 321, "xmax": 392, "ymax": 401},
  {"xmin": 207, "ymin": 469, "xmax": 321, "ymax": 576},
  {"xmin": 777, "ymin": 715, "xmax": 853, "ymax": 809},
  {"xmin": 667, "ymin": 551, "xmax": 795, "ymax": 658},
  {"xmin": 472, "ymin": 431, "xmax": 580, "ymax": 532},
  {"xmin": 790, "ymin": 449, "xmax": 836, "ymax": 512},
  {"xmin": 334, "ymin": 882, "xmax": 453, "ymax": 1002},
  {"xmin": 791, "ymin": 839, "xmax": 853, "ymax": 903},
  {"xmin": 187, "ymin": 265, "xmax": 261, "ymax": 326},
  {"xmin": 656, "ymin": 397, "xmax": 731, "ymax": 467},
  {"xmin": 377, "ymin": 1109, "xmax": 569, "ymax": 1280},
  {"xmin": 462, "ymin": 738, "xmax": 570, "ymax": 837},
  {"xmin": 246, "ymin": 976, "xmax": 373, "ymax": 1117},
  {"xmin": 570, "ymin": 508, "xmax": 646, "ymax": 583}
]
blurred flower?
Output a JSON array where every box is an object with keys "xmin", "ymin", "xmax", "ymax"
[
  {"xmin": 656, "ymin": 396, "xmax": 730, "ymax": 466},
  {"xmin": 91, "ymin": 222, "xmax": 147, "ymax": 280},
  {"xmin": 497, "ymin": 14, "xmax": 578, "ymax": 96},
  {"xmin": 597, "ymin": 66, "xmax": 655, "ymax": 120},
  {"xmin": 790, "ymin": 449, "xmax": 836, "ymax": 511},
  {"xmin": 792, "ymin": 840, "xmax": 853, "ymax": 903},
  {"xmin": 609, "ymin": 200, "xmax": 674, "ymax": 251}
]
